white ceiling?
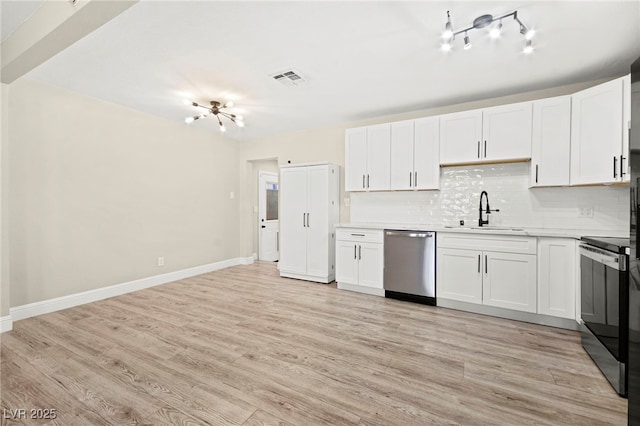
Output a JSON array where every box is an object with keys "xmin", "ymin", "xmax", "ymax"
[
  {"xmin": 0, "ymin": 0, "xmax": 44, "ymax": 42},
  {"xmin": 6, "ymin": 1, "xmax": 640, "ymax": 141}
]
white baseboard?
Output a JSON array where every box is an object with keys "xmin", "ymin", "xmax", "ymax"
[
  {"xmin": 5, "ymin": 255, "xmax": 254, "ymax": 329},
  {"xmin": 0, "ymin": 315, "xmax": 13, "ymax": 333}
]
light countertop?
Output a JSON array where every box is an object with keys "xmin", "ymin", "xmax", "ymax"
[{"xmin": 336, "ymin": 222, "xmax": 627, "ymax": 239}]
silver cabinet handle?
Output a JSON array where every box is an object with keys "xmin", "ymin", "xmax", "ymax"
[
  {"xmin": 614, "ymin": 156, "xmax": 618, "ymax": 178},
  {"xmin": 477, "ymin": 141, "xmax": 480, "ymax": 158},
  {"xmin": 303, "ymin": 213, "xmax": 306, "ymax": 227},
  {"xmin": 409, "ymin": 172, "xmax": 412, "ymax": 187},
  {"xmin": 354, "ymin": 244, "xmax": 357, "ymax": 259},
  {"xmin": 358, "ymin": 245, "xmax": 362, "ymax": 260},
  {"xmin": 350, "ymin": 233, "xmax": 365, "ymax": 237},
  {"xmin": 484, "ymin": 140, "xmax": 487, "ymax": 158},
  {"xmin": 485, "ymin": 255, "xmax": 488, "ymax": 274},
  {"xmin": 535, "ymin": 164, "xmax": 539, "ymax": 183},
  {"xmin": 478, "ymin": 255, "xmax": 481, "ymax": 273},
  {"xmin": 367, "ymin": 174, "xmax": 370, "ymax": 188},
  {"xmin": 621, "ymin": 155, "xmax": 626, "ymax": 178},
  {"xmin": 414, "ymin": 171, "xmax": 417, "ymax": 187},
  {"xmin": 276, "ymin": 232, "xmax": 279, "ymax": 251},
  {"xmin": 362, "ymin": 174, "xmax": 365, "ymax": 189},
  {"xmin": 306, "ymin": 213, "xmax": 310, "ymax": 227}
]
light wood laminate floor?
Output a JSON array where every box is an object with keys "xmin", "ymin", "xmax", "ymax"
[{"xmin": 1, "ymin": 261, "xmax": 627, "ymax": 425}]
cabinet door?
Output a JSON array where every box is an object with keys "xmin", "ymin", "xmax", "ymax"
[
  {"xmin": 439, "ymin": 109, "xmax": 483, "ymax": 165},
  {"xmin": 366, "ymin": 123, "xmax": 391, "ymax": 190},
  {"xmin": 537, "ymin": 238, "xmax": 576, "ymax": 319},
  {"xmin": 336, "ymin": 241, "xmax": 358, "ymax": 285},
  {"xmin": 483, "ymin": 252, "xmax": 537, "ymax": 313},
  {"xmin": 413, "ymin": 116, "xmax": 440, "ymax": 190},
  {"xmin": 358, "ymin": 242, "xmax": 384, "ymax": 289},
  {"xmin": 345, "ymin": 127, "xmax": 368, "ymax": 191},
  {"xmin": 278, "ymin": 167, "xmax": 308, "ymax": 274},
  {"xmin": 570, "ymin": 78, "xmax": 624, "ymax": 185},
  {"xmin": 623, "ymin": 74, "xmax": 631, "ymax": 182},
  {"xmin": 530, "ymin": 96, "xmax": 571, "ymax": 187},
  {"xmin": 390, "ymin": 120, "xmax": 415, "ymax": 190},
  {"xmin": 305, "ymin": 165, "xmax": 329, "ymax": 278},
  {"xmin": 482, "ymin": 101, "xmax": 532, "ymax": 162},
  {"xmin": 436, "ymin": 247, "xmax": 483, "ymax": 303}
]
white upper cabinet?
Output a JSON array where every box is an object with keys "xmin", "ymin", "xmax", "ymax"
[
  {"xmin": 390, "ymin": 117, "xmax": 440, "ymax": 190},
  {"xmin": 570, "ymin": 76, "xmax": 626, "ymax": 185},
  {"xmin": 413, "ymin": 116, "xmax": 440, "ymax": 190},
  {"xmin": 390, "ymin": 120, "xmax": 415, "ymax": 190},
  {"xmin": 623, "ymin": 74, "xmax": 631, "ymax": 181},
  {"xmin": 345, "ymin": 124, "xmax": 391, "ymax": 191},
  {"xmin": 530, "ymin": 96, "xmax": 572, "ymax": 187},
  {"xmin": 482, "ymin": 101, "xmax": 533, "ymax": 162},
  {"xmin": 439, "ymin": 102, "xmax": 532, "ymax": 165},
  {"xmin": 439, "ymin": 109, "xmax": 483, "ymax": 165}
]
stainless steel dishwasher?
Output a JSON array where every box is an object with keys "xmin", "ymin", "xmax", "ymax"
[{"xmin": 383, "ymin": 230, "xmax": 436, "ymax": 305}]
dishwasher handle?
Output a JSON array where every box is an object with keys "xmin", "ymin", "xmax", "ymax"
[{"xmin": 385, "ymin": 231, "xmax": 433, "ymax": 238}]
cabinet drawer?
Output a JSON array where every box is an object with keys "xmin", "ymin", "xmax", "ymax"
[
  {"xmin": 336, "ymin": 228, "xmax": 383, "ymax": 243},
  {"xmin": 437, "ymin": 232, "xmax": 536, "ymax": 255}
]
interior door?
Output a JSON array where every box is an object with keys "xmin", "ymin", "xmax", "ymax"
[{"xmin": 258, "ymin": 171, "xmax": 279, "ymax": 261}]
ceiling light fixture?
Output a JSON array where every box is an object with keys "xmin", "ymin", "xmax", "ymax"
[
  {"xmin": 184, "ymin": 100, "xmax": 244, "ymax": 132},
  {"xmin": 441, "ymin": 10, "xmax": 534, "ymax": 53}
]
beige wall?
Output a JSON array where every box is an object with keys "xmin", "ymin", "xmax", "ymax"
[
  {"xmin": 8, "ymin": 78, "xmax": 240, "ymax": 307},
  {"xmin": 1, "ymin": 83, "xmax": 8, "ymax": 317},
  {"xmin": 236, "ymin": 77, "xmax": 615, "ymax": 258}
]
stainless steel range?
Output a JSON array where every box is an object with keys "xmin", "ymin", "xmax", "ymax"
[{"xmin": 580, "ymin": 235, "xmax": 630, "ymax": 397}]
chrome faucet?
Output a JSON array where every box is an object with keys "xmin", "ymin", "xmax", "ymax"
[{"xmin": 478, "ymin": 191, "xmax": 498, "ymax": 227}]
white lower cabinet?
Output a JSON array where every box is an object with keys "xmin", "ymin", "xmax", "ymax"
[
  {"xmin": 336, "ymin": 228, "xmax": 384, "ymax": 296},
  {"xmin": 482, "ymin": 251, "xmax": 537, "ymax": 313},
  {"xmin": 437, "ymin": 233, "xmax": 580, "ymax": 321},
  {"xmin": 437, "ymin": 247, "xmax": 483, "ymax": 303},
  {"xmin": 537, "ymin": 238, "xmax": 576, "ymax": 319},
  {"xmin": 437, "ymin": 233, "xmax": 537, "ymax": 313}
]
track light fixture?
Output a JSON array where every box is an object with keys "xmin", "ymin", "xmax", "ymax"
[
  {"xmin": 184, "ymin": 100, "xmax": 244, "ymax": 132},
  {"xmin": 440, "ymin": 10, "xmax": 535, "ymax": 54}
]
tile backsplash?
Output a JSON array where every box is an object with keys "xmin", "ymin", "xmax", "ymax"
[{"xmin": 350, "ymin": 163, "xmax": 628, "ymax": 232}]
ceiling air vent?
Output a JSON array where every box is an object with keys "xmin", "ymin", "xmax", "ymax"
[{"xmin": 271, "ymin": 69, "xmax": 306, "ymax": 86}]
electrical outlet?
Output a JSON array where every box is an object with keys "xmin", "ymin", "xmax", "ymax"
[
  {"xmin": 157, "ymin": 256, "xmax": 165, "ymax": 267},
  {"xmin": 578, "ymin": 207, "xmax": 594, "ymax": 218}
]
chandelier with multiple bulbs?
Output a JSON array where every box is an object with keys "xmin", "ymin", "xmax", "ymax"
[
  {"xmin": 184, "ymin": 100, "xmax": 244, "ymax": 132},
  {"xmin": 441, "ymin": 10, "xmax": 535, "ymax": 54}
]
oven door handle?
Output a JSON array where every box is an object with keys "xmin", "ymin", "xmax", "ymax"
[{"xmin": 579, "ymin": 244, "xmax": 624, "ymax": 271}]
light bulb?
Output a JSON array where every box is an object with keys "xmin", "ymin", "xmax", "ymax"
[
  {"xmin": 185, "ymin": 117, "xmax": 194, "ymax": 124},
  {"xmin": 235, "ymin": 115, "xmax": 243, "ymax": 121},
  {"xmin": 219, "ymin": 124, "xmax": 226, "ymax": 133},
  {"xmin": 442, "ymin": 11, "xmax": 453, "ymax": 40},
  {"xmin": 224, "ymin": 101, "xmax": 234, "ymax": 108},
  {"xmin": 525, "ymin": 28, "xmax": 535, "ymax": 40},
  {"xmin": 183, "ymin": 99, "xmax": 192, "ymax": 106},
  {"xmin": 464, "ymin": 33, "xmax": 472, "ymax": 50},
  {"xmin": 441, "ymin": 42, "xmax": 452, "ymax": 52},
  {"xmin": 523, "ymin": 39, "xmax": 533, "ymax": 54},
  {"xmin": 489, "ymin": 21, "xmax": 502, "ymax": 39},
  {"xmin": 237, "ymin": 120, "xmax": 245, "ymax": 128}
]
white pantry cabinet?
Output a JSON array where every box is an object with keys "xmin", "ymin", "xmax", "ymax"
[
  {"xmin": 345, "ymin": 124, "xmax": 391, "ymax": 191},
  {"xmin": 437, "ymin": 233, "xmax": 537, "ymax": 313},
  {"xmin": 570, "ymin": 76, "xmax": 629, "ymax": 185},
  {"xmin": 530, "ymin": 96, "xmax": 572, "ymax": 187},
  {"xmin": 336, "ymin": 228, "xmax": 384, "ymax": 296},
  {"xmin": 439, "ymin": 101, "xmax": 532, "ymax": 166},
  {"xmin": 278, "ymin": 163, "xmax": 340, "ymax": 283},
  {"xmin": 537, "ymin": 238, "xmax": 576, "ymax": 319},
  {"xmin": 390, "ymin": 117, "xmax": 440, "ymax": 190}
]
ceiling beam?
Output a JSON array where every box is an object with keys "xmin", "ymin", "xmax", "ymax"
[{"xmin": 1, "ymin": 0, "xmax": 138, "ymax": 84}]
